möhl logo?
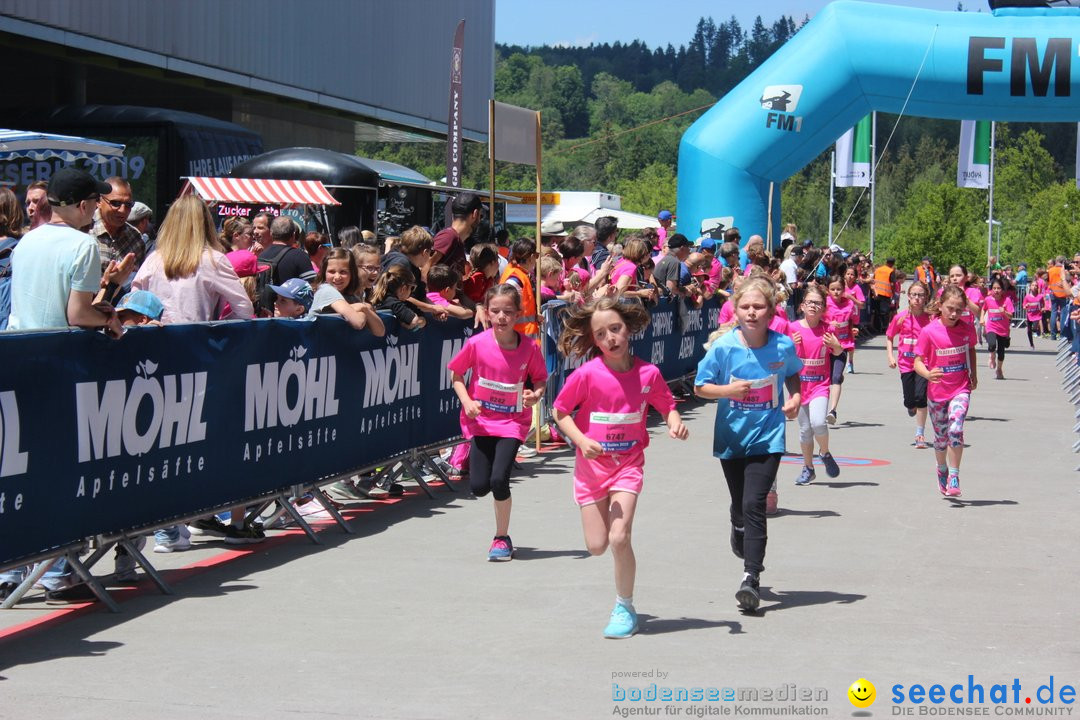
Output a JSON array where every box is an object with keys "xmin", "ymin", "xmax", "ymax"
[
  {"xmin": 245, "ymin": 346, "xmax": 339, "ymax": 431},
  {"xmin": 76, "ymin": 360, "xmax": 208, "ymax": 462},
  {"xmin": 0, "ymin": 391, "xmax": 28, "ymax": 477},
  {"xmin": 359, "ymin": 334, "xmax": 422, "ymax": 407}
]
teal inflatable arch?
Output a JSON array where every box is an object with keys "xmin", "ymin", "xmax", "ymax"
[{"xmin": 677, "ymin": 0, "xmax": 1080, "ymax": 242}]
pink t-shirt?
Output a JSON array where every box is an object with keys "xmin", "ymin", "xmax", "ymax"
[
  {"xmin": 553, "ymin": 356, "xmax": 675, "ymax": 457},
  {"xmin": 845, "ymin": 282, "xmax": 866, "ymax": 305},
  {"xmin": 825, "ymin": 296, "xmax": 860, "ymax": 350},
  {"xmin": 1024, "ymin": 292, "xmax": 1044, "ymax": 322},
  {"xmin": 426, "ymin": 291, "xmax": 450, "ymax": 307},
  {"xmin": 914, "ymin": 318, "xmax": 977, "ymax": 403},
  {"xmin": 963, "ymin": 286, "xmax": 984, "ymax": 323},
  {"xmin": 609, "ymin": 258, "xmax": 638, "ymax": 290},
  {"xmin": 982, "ymin": 294, "xmax": 1013, "ymax": 336},
  {"xmin": 789, "ymin": 319, "xmax": 831, "ymax": 403},
  {"xmin": 886, "ymin": 309, "xmax": 933, "ymax": 373},
  {"xmin": 446, "ymin": 329, "xmax": 548, "ymax": 441},
  {"xmin": 717, "ymin": 302, "xmax": 788, "ymax": 334},
  {"xmin": 705, "ymin": 257, "xmax": 722, "ymax": 294}
]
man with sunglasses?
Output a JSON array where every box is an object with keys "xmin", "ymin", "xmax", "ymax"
[
  {"xmin": 93, "ymin": 176, "xmax": 146, "ymax": 275},
  {"xmin": 8, "ymin": 168, "xmax": 123, "ymax": 335}
]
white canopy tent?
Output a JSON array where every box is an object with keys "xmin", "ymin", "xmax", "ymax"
[
  {"xmin": 0, "ymin": 129, "xmax": 124, "ymax": 163},
  {"xmin": 502, "ymin": 191, "xmax": 661, "ymax": 230}
]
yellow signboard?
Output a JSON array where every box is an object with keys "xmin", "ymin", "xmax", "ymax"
[{"xmin": 500, "ymin": 191, "xmax": 560, "ymax": 205}]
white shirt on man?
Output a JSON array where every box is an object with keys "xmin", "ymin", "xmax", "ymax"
[{"xmin": 8, "ymin": 223, "xmax": 102, "ymax": 331}]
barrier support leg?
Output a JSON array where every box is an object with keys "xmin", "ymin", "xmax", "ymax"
[
  {"xmin": 276, "ymin": 492, "xmax": 321, "ymax": 545},
  {"xmin": 66, "ymin": 550, "xmax": 120, "ymax": 613},
  {"xmin": 309, "ymin": 486, "xmax": 354, "ymax": 534},
  {"xmin": 118, "ymin": 537, "xmax": 172, "ymax": 595},
  {"xmin": 0, "ymin": 560, "xmax": 53, "ymax": 609},
  {"xmin": 417, "ymin": 451, "xmax": 456, "ymax": 492},
  {"xmin": 400, "ymin": 455, "xmax": 436, "ymax": 499}
]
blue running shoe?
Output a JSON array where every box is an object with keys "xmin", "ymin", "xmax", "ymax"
[
  {"xmin": 821, "ymin": 452, "xmax": 840, "ymax": 478},
  {"xmin": 603, "ymin": 602, "xmax": 638, "ymax": 639},
  {"xmin": 488, "ymin": 535, "xmax": 514, "ymax": 561},
  {"xmin": 795, "ymin": 465, "xmax": 815, "ymax": 486},
  {"xmin": 937, "ymin": 467, "xmax": 948, "ymax": 496}
]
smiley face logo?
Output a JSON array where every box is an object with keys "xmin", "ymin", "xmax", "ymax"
[{"xmin": 848, "ymin": 678, "xmax": 876, "ymax": 708}]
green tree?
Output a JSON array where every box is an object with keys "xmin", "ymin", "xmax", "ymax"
[
  {"xmin": 615, "ymin": 162, "xmax": 677, "ymax": 217},
  {"xmin": 1024, "ymin": 183, "xmax": 1080, "ymax": 265}
]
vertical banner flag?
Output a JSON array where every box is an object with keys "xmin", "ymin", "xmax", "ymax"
[
  {"xmin": 957, "ymin": 120, "xmax": 991, "ymax": 189},
  {"xmin": 835, "ymin": 114, "xmax": 871, "ymax": 187},
  {"xmin": 445, "ymin": 20, "xmax": 465, "ymax": 189}
]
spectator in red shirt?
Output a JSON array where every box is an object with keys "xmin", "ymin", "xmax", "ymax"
[{"xmin": 428, "ymin": 192, "xmax": 481, "ymax": 281}]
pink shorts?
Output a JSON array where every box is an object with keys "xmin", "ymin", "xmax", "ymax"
[{"xmin": 573, "ymin": 450, "xmax": 645, "ymax": 507}]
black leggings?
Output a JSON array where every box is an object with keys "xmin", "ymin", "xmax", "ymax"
[
  {"xmin": 469, "ymin": 436, "xmax": 520, "ymax": 501},
  {"xmin": 720, "ymin": 453, "xmax": 781, "ymax": 575},
  {"xmin": 1027, "ymin": 322, "xmax": 1037, "ymax": 347},
  {"xmin": 986, "ymin": 332, "xmax": 1010, "ymax": 361}
]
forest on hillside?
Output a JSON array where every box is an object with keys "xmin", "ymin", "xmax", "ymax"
[{"xmin": 358, "ymin": 11, "xmax": 1080, "ymax": 269}]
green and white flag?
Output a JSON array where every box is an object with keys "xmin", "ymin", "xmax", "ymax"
[
  {"xmin": 835, "ymin": 114, "xmax": 871, "ymax": 187},
  {"xmin": 957, "ymin": 120, "xmax": 991, "ymax": 189}
]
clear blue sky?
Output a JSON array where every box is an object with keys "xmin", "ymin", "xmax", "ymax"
[{"xmin": 496, "ymin": 0, "xmax": 976, "ymax": 49}]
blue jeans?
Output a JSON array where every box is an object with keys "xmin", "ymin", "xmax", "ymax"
[{"xmin": 1050, "ymin": 295, "xmax": 1070, "ymax": 339}]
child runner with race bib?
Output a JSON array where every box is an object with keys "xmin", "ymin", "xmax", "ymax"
[
  {"xmin": 695, "ymin": 278, "xmax": 802, "ymax": 613},
  {"xmin": 981, "ymin": 277, "xmax": 1014, "ymax": 380},
  {"xmin": 448, "ymin": 284, "xmax": 548, "ymax": 561},
  {"xmin": 824, "ymin": 274, "xmax": 860, "ymax": 426},
  {"xmin": 913, "ymin": 285, "xmax": 978, "ymax": 498},
  {"xmin": 788, "ymin": 285, "xmax": 844, "ymax": 485},
  {"xmin": 552, "ymin": 297, "xmax": 688, "ymax": 639},
  {"xmin": 886, "ymin": 281, "xmax": 934, "ymax": 448}
]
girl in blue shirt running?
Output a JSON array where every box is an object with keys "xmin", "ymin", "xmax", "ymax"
[{"xmin": 695, "ymin": 278, "xmax": 802, "ymax": 612}]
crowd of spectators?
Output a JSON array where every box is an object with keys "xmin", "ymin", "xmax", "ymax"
[{"xmin": 4, "ymin": 169, "xmax": 1080, "ymax": 602}]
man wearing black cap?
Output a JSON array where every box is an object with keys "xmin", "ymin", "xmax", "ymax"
[
  {"xmin": 429, "ymin": 192, "xmax": 480, "ymax": 281},
  {"xmin": 653, "ymin": 233, "xmax": 693, "ymax": 297},
  {"xmin": 8, "ymin": 167, "xmax": 123, "ymax": 335}
]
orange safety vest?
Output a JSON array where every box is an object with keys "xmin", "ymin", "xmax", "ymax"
[
  {"xmin": 1048, "ymin": 265, "xmax": 1068, "ymax": 298},
  {"xmin": 873, "ymin": 265, "xmax": 895, "ymax": 298},
  {"xmin": 916, "ymin": 264, "xmax": 936, "ymax": 289},
  {"xmin": 498, "ymin": 264, "xmax": 540, "ymax": 336}
]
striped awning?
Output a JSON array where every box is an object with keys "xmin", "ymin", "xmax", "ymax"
[
  {"xmin": 0, "ymin": 129, "xmax": 125, "ymax": 163},
  {"xmin": 183, "ymin": 177, "xmax": 341, "ymax": 206}
]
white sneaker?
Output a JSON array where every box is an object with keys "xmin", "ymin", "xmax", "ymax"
[
  {"xmin": 517, "ymin": 444, "xmax": 538, "ymax": 458},
  {"xmin": 153, "ymin": 535, "xmax": 192, "ymax": 553}
]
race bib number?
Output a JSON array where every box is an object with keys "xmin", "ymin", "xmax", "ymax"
[
  {"xmin": 589, "ymin": 411, "xmax": 641, "ymax": 453},
  {"xmin": 831, "ymin": 321, "xmax": 850, "ymax": 340},
  {"xmin": 474, "ymin": 377, "xmax": 523, "ymax": 413},
  {"xmin": 900, "ymin": 337, "xmax": 917, "ymax": 358},
  {"xmin": 799, "ymin": 357, "xmax": 826, "ymax": 383},
  {"xmin": 730, "ymin": 374, "xmax": 777, "ymax": 411},
  {"xmin": 937, "ymin": 345, "xmax": 969, "ymax": 374}
]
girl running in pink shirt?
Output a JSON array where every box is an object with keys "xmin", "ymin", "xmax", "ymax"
[
  {"xmin": 552, "ymin": 297, "xmax": 688, "ymax": 638},
  {"xmin": 914, "ymin": 285, "xmax": 978, "ymax": 498},
  {"xmin": 1023, "ymin": 283, "xmax": 1044, "ymax": 348},
  {"xmin": 824, "ymin": 275, "xmax": 860, "ymax": 425},
  {"xmin": 886, "ymin": 281, "xmax": 934, "ymax": 448},
  {"xmin": 981, "ymin": 277, "xmax": 1014, "ymax": 379},
  {"xmin": 843, "ymin": 267, "xmax": 866, "ymax": 374},
  {"xmin": 789, "ymin": 285, "xmax": 844, "ymax": 484},
  {"xmin": 448, "ymin": 284, "xmax": 549, "ymax": 561}
]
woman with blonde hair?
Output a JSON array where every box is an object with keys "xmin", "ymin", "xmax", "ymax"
[{"xmin": 132, "ymin": 195, "xmax": 253, "ymax": 323}]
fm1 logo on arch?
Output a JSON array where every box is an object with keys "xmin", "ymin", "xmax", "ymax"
[{"xmin": 760, "ymin": 84, "xmax": 804, "ymax": 133}]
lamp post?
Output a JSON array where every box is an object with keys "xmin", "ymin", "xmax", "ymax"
[{"xmin": 987, "ymin": 219, "xmax": 1001, "ymax": 264}]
